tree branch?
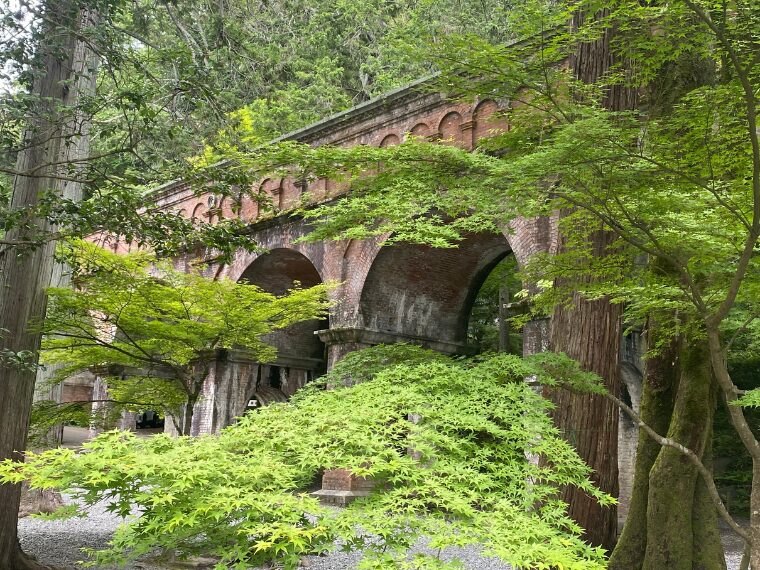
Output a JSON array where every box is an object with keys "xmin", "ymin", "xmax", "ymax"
[{"xmin": 596, "ymin": 387, "xmax": 750, "ymax": 542}]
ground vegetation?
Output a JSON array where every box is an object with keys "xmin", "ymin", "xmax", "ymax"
[{"xmin": 1, "ymin": 346, "xmax": 614, "ymax": 570}]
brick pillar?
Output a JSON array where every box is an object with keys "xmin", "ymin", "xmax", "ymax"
[
  {"xmin": 459, "ymin": 120, "xmax": 475, "ymax": 149},
  {"xmin": 324, "ymin": 340, "xmax": 373, "ymax": 374}
]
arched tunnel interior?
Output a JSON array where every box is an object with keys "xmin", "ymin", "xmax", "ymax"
[
  {"xmin": 237, "ymin": 248, "xmax": 328, "ymax": 407},
  {"xmin": 358, "ymin": 232, "xmax": 521, "ymax": 354}
]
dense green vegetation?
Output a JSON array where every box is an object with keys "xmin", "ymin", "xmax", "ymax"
[
  {"xmin": 33, "ymin": 241, "xmax": 331, "ymax": 436},
  {"xmin": 1, "ymin": 346, "xmax": 614, "ymax": 570},
  {"xmin": 1, "ymin": 0, "xmax": 760, "ymax": 568}
]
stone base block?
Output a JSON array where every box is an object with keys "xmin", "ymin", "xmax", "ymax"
[{"xmin": 310, "ymin": 489, "xmax": 372, "ymax": 506}]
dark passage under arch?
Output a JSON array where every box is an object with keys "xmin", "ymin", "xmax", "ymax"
[
  {"xmin": 358, "ymin": 232, "xmax": 512, "ymax": 350},
  {"xmin": 237, "ymin": 249, "xmax": 328, "ymax": 407}
]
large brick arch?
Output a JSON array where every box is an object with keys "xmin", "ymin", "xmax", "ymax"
[
  {"xmin": 358, "ymin": 232, "xmax": 512, "ymax": 345},
  {"xmin": 237, "ymin": 248, "xmax": 327, "ymax": 362}
]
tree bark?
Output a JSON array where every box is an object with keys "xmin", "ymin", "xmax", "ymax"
[
  {"xmin": 548, "ymin": 231, "xmax": 623, "ymax": 551},
  {"xmin": 18, "ymin": 482, "xmax": 64, "ymax": 519},
  {"xmin": 545, "ymin": 9, "xmax": 639, "ymax": 551},
  {"xmin": 642, "ymin": 338, "xmax": 719, "ymax": 569},
  {"xmin": 750, "ymin": 460, "xmax": 760, "ymax": 569},
  {"xmin": 691, "ymin": 416, "xmax": 726, "ymax": 570},
  {"xmin": 608, "ymin": 332, "xmax": 679, "ymax": 569},
  {"xmin": 0, "ymin": 1, "xmax": 97, "ymax": 566}
]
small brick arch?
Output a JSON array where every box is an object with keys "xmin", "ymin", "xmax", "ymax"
[
  {"xmin": 191, "ymin": 202, "xmax": 207, "ymax": 223},
  {"xmin": 217, "ymin": 196, "xmax": 233, "ymax": 220},
  {"xmin": 258, "ymin": 177, "xmax": 282, "ymax": 213},
  {"xmin": 438, "ymin": 111, "xmax": 463, "ymax": 146},
  {"xmin": 408, "ymin": 122, "xmax": 431, "ymax": 139},
  {"xmin": 379, "ymin": 133, "xmax": 400, "ymax": 147}
]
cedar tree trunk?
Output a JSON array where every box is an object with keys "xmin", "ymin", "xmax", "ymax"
[
  {"xmin": 548, "ymin": 229, "xmax": 623, "ymax": 551},
  {"xmin": 547, "ymin": 8, "xmax": 639, "ymax": 551},
  {"xmin": 0, "ymin": 1, "xmax": 97, "ymax": 567}
]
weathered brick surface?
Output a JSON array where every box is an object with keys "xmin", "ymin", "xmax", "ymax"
[
  {"xmin": 136, "ymin": 85, "xmax": 556, "ymax": 437},
  {"xmin": 60, "ymin": 384, "xmax": 93, "ymax": 406},
  {"xmin": 94, "ymin": 79, "xmax": 638, "ymax": 520},
  {"xmin": 357, "ymin": 233, "xmax": 510, "ymax": 343},
  {"xmin": 60, "ymin": 372, "xmax": 95, "ymax": 409}
]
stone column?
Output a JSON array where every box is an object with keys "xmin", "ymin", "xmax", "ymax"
[
  {"xmin": 88, "ymin": 371, "xmax": 136, "ymax": 438},
  {"xmin": 522, "ymin": 316, "xmax": 550, "ymax": 357},
  {"xmin": 617, "ymin": 330, "xmax": 644, "ymax": 530}
]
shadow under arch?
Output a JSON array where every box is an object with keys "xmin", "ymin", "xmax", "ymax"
[
  {"xmin": 237, "ymin": 248, "xmax": 328, "ymax": 405},
  {"xmin": 358, "ymin": 232, "xmax": 512, "ymax": 352}
]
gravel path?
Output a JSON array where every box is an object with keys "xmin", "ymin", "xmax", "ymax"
[{"xmin": 18, "ymin": 499, "xmax": 746, "ymax": 569}]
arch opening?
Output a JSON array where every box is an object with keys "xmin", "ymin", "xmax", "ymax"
[
  {"xmin": 465, "ymin": 254, "xmax": 523, "ymax": 354},
  {"xmin": 358, "ymin": 232, "xmax": 512, "ymax": 352},
  {"xmin": 238, "ymin": 249, "xmax": 328, "ymax": 407}
]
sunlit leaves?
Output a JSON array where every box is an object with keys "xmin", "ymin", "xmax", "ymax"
[
  {"xmin": 1, "ymin": 347, "xmax": 610, "ymax": 570},
  {"xmin": 37, "ymin": 240, "xmax": 332, "ymax": 425}
]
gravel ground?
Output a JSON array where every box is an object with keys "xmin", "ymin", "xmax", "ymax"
[{"xmin": 18, "ymin": 499, "xmax": 746, "ymax": 569}]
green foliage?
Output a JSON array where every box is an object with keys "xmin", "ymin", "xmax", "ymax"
[
  {"xmin": 0, "ymin": 327, "xmax": 37, "ymax": 371},
  {"xmin": 38, "ymin": 240, "xmax": 332, "ymax": 431},
  {"xmin": 30, "ymin": 400, "xmax": 92, "ymax": 432},
  {"xmin": 0, "ymin": 0, "xmax": 521, "ymax": 184},
  {"xmin": 734, "ymin": 390, "xmax": 760, "ymax": 409},
  {"xmin": 178, "ymin": 0, "xmax": 760, "ymax": 554},
  {"xmin": 201, "ymin": 0, "xmax": 760, "ymax": 355},
  {"xmin": 467, "ymin": 256, "xmax": 523, "ymax": 353},
  {"xmin": 713, "ymin": 356, "xmax": 760, "ymax": 516},
  {"xmin": 315, "ymin": 343, "xmax": 449, "ymax": 388},
  {"xmin": 0, "ymin": 348, "xmax": 611, "ymax": 569}
]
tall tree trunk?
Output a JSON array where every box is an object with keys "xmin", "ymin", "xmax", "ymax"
[
  {"xmin": 546, "ymin": 10, "xmax": 639, "ymax": 551},
  {"xmin": 642, "ymin": 338, "xmax": 720, "ymax": 569},
  {"xmin": 0, "ymin": 1, "xmax": 97, "ymax": 567},
  {"xmin": 691, "ymin": 416, "xmax": 726, "ymax": 570},
  {"xmin": 608, "ymin": 331, "xmax": 679, "ymax": 569},
  {"xmin": 750, "ymin": 460, "xmax": 760, "ymax": 569},
  {"xmin": 548, "ymin": 227, "xmax": 623, "ymax": 551}
]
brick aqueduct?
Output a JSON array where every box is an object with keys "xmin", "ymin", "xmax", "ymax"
[
  {"xmin": 99, "ymin": 77, "xmax": 554, "ymax": 434},
  {"xmin": 89, "ymin": 77, "xmax": 642, "ymax": 510}
]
